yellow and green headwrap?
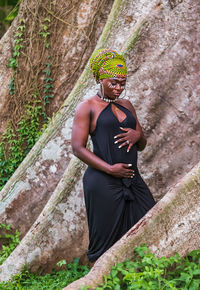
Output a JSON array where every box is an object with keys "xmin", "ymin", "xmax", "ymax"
[{"xmin": 89, "ymin": 48, "xmax": 127, "ymax": 83}]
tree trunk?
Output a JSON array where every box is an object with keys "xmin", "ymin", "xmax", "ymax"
[
  {"xmin": 0, "ymin": 157, "xmax": 89, "ymax": 280},
  {"xmin": 0, "ymin": 0, "xmax": 113, "ymax": 238},
  {"xmin": 0, "ymin": 0, "xmax": 113, "ymax": 135},
  {"xmin": 0, "ymin": 0, "xmax": 199, "ymax": 282},
  {"xmin": 66, "ymin": 161, "xmax": 200, "ymax": 289}
]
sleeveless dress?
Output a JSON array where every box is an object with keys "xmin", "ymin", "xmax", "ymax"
[{"xmin": 83, "ymin": 102, "xmax": 155, "ymax": 262}]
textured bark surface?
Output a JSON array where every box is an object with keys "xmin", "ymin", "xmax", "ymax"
[
  {"xmin": 0, "ymin": 0, "xmax": 113, "ymax": 239},
  {"xmin": 0, "ymin": 0, "xmax": 113, "ymax": 135},
  {"xmin": 0, "ymin": 0, "xmax": 140, "ymax": 277},
  {"xmin": 130, "ymin": 0, "xmax": 200, "ymax": 199},
  {"xmin": 66, "ymin": 161, "xmax": 200, "ymax": 289},
  {"xmin": 0, "ymin": 0, "xmax": 199, "ymax": 282},
  {"xmin": 0, "ymin": 157, "xmax": 89, "ymax": 280}
]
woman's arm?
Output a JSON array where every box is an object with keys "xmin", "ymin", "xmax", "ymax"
[
  {"xmin": 72, "ymin": 101, "xmax": 110, "ymax": 173},
  {"xmin": 71, "ymin": 100, "xmax": 134, "ymax": 178}
]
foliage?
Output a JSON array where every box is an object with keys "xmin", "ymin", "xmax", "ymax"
[
  {"xmin": 0, "ymin": 0, "xmax": 20, "ymax": 21},
  {"xmin": 0, "ymin": 224, "xmax": 20, "ymax": 265},
  {"xmin": 0, "ymin": 258, "xmax": 90, "ymax": 289},
  {"xmin": 0, "ymin": 226, "xmax": 89, "ymax": 289},
  {"xmin": 0, "ymin": 240, "xmax": 199, "ymax": 289},
  {"xmin": 0, "ymin": 102, "xmax": 46, "ymax": 188},
  {"xmin": 86, "ymin": 244, "xmax": 200, "ymax": 290},
  {"xmin": 0, "ymin": 99, "xmax": 47, "ymax": 189},
  {"xmin": 43, "ymin": 60, "xmax": 54, "ymax": 108},
  {"xmin": 0, "ymin": 17, "xmax": 53, "ymax": 191},
  {"xmin": 0, "ymin": 0, "xmax": 20, "ymax": 36}
]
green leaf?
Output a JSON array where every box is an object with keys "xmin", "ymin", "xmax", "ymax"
[
  {"xmin": 42, "ymin": 24, "xmax": 48, "ymax": 31},
  {"xmin": 56, "ymin": 260, "xmax": 67, "ymax": 267},
  {"xmin": 17, "ymin": 25, "xmax": 25, "ymax": 31},
  {"xmin": 44, "ymin": 17, "xmax": 50, "ymax": 22},
  {"xmin": 43, "ymin": 69, "xmax": 51, "ymax": 75}
]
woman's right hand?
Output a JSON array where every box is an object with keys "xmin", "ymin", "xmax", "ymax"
[{"xmin": 109, "ymin": 163, "xmax": 134, "ymax": 178}]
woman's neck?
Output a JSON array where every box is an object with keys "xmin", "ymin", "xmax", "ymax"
[{"xmin": 97, "ymin": 92, "xmax": 117, "ymax": 103}]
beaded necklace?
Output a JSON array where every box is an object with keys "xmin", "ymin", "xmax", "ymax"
[{"xmin": 97, "ymin": 92, "xmax": 118, "ymax": 103}]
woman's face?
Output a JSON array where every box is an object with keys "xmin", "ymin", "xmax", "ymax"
[{"xmin": 101, "ymin": 78, "xmax": 126, "ymax": 100}]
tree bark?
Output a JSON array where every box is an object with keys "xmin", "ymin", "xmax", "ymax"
[
  {"xmin": 0, "ymin": 157, "xmax": 89, "ymax": 280},
  {"xmin": 0, "ymin": 0, "xmax": 113, "ymax": 134},
  {"xmin": 0, "ymin": 0, "xmax": 113, "ymax": 239},
  {"xmin": 0, "ymin": 0, "xmax": 199, "ymax": 282}
]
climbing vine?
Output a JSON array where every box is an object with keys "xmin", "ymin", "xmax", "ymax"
[
  {"xmin": 8, "ymin": 18, "xmax": 25, "ymax": 95},
  {"xmin": 0, "ymin": 6, "xmax": 54, "ymax": 190},
  {"xmin": 0, "ymin": 0, "xmax": 109, "ymax": 192}
]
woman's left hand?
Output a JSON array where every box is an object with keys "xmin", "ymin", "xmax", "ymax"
[{"xmin": 114, "ymin": 127, "xmax": 141, "ymax": 152}]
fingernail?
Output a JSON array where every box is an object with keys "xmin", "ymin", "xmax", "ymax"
[
  {"xmin": 114, "ymin": 141, "xmax": 118, "ymax": 144},
  {"xmin": 118, "ymin": 145, "xmax": 122, "ymax": 148},
  {"xmin": 131, "ymin": 176, "xmax": 133, "ymax": 178},
  {"xmin": 127, "ymin": 149, "xmax": 129, "ymax": 152},
  {"xmin": 128, "ymin": 164, "xmax": 132, "ymax": 167},
  {"xmin": 120, "ymin": 127, "xmax": 123, "ymax": 129},
  {"xmin": 114, "ymin": 136, "xmax": 117, "ymax": 139}
]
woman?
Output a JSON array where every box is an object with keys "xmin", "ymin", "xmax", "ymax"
[{"xmin": 71, "ymin": 49, "xmax": 155, "ymax": 262}]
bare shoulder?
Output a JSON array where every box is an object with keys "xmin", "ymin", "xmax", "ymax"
[{"xmin": 75, "ymin": 96, "xmax": 96, "ymax": 115}]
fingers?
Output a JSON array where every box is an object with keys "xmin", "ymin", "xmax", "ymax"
[
  {"xmin": 120, "ymin": 127, "xmax": 129, "ymax": 131},
  {"xmin": 123, "ymin": 163, "xmax": 133, "ymax": 168},
  {"xmin": 114, "ymin": 128, "xmax": 133, "ymax": 151},
  {"xmin": 127, "ymin": 143, "xmax": 132, "ymax": 153},
  {"xmin": 114, "ymin": 137, "xmax": 127, "ymax": 145},
  {"xmin": 124, "ymin": 170, "xmax": 134, "ymax": 178},
  {"xmin": 114, "ymin": 127, "xmax": 130, "ymax": 145},
  {"xmin": 123, "ymin": 164, "xmax": 135, "ymax": 178},
  {"xmin": 112, "ymin": 163, "xmax": 135, "ymax": 178},
  {"xmin": 125, "ymin": 169, "xmax": 135, "ymax": 178},
  {"xmin": 114, "ymin": 127, "xmax": 129, "ymax": 139},
  {"xmin": 114, "ymin": 133, "xmax": 126, "ymax": 139},
  {"xmin": 118, "ymin": 141, "xmax": 129, "ymax": 149},
  {"xmin": 114, "ymin": 138, "xmax": 133, "ymax": 151}
]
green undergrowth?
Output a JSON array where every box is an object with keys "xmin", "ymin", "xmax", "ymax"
[
  {"xmin": 90, "ymin": 244, "xmax": 200, "ymax": 290},
  {"xmin": 0, "ymin": 224, "xmax": 89, "ymax": 289},
  {"xmin": 0, "ymin": 235, "xmax": 199, "ymax": 289},
  {"xmin": 0, "ymin": 258, "xmax": 90, "ymax": 289},
  {"xmin": 0, "ymin": 223, "xmax": 20, "ymax": 265}
]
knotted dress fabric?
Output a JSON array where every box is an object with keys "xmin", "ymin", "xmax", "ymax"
[{"xmin": 83, "ymin": 103, "xmax": 155, "ymax": 262}]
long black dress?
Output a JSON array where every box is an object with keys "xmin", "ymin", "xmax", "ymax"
[{"xmin": 83, "ymin": 102, "xmax": 155, "ymax": 262}]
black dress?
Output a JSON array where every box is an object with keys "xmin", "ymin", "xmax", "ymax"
[{"xmin": 83, "ymin": 102, "xmax": 155, "ymax": 262}]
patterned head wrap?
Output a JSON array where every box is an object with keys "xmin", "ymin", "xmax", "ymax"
[{"xmin": 89, "ymin": 48, "xmax": 127, "ymax": 83}]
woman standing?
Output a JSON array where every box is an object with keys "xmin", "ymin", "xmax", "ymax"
[{"xmin": 71, "ymin": 49, "xmax": 155, "ymax": 262}]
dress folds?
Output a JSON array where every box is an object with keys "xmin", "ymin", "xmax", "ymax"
[{"xmin": 83, "ymin": 102, "xmax": 155, "ymax": 262}]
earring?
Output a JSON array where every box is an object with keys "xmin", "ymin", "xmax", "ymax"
[{"xmin": 100, "ymin": 82, "xmax": 104, "ymax": 97}]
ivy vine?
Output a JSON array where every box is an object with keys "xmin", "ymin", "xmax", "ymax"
[{"xmin": 0, "ymin": 14, "xmax": 54, "ymax": 191}]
